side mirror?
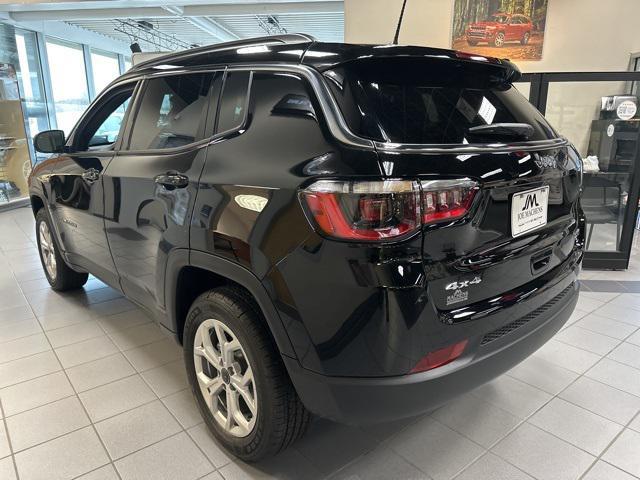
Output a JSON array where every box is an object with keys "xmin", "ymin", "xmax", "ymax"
[{"xmin": 34, "ymin": 129, "xmax": 66, "ymax": 154}]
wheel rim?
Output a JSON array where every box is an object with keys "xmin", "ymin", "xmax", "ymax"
[
  {"xmin": 524, "ymin": 33, "xmax": 529, "ymax": 43},
  {"xmin": 193, "ymin": 318, "xmax": 257, "ymax": 437},
  {"xmin": 496, "ymin": 33, "xmax": 504, "ymax": 46},
  {"xmin": 38, "ymin": 221, "xmax": 57, "ymax": 280}
]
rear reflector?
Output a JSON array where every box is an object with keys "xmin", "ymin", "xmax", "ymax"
[
  {"xmin": 409, "ymin": 340, "xmax": 468, "ymax": 374},
  {"xmin": 300, "ymin": 178, "xmax": 478, "ymax": 241}
]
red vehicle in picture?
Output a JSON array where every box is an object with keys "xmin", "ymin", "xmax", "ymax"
[{"xmin": 466, "ymin": 13, "xmax": 532, "ymax": 47}]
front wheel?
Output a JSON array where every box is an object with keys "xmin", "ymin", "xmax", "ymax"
[
  {"xmin": 35, "ymin": 209, "xmax": 88, "ymax": 291},
  {"xmin": 467, "ymin": 39, "xmax": 479, "ymax": 46},
  {"xmin": 493, "ymin": 32, "xmax": 505, "ymax": 47},
  {"xmin": 183, "ymin": 286, "xmax": 311, "ymax": 461},
  {"xmin": 521, "ymin": 32, "xmax": 530, "ymax": 45}
]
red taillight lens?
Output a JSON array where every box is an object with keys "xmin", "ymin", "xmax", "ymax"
[
  {"xmin": 300, "ymin": 178, "xmax": 478, "ymax": 241},
  {"xmin": 409, "ymin": 340, "xmax": 468, "ymax": 374},
  {"xmin": 420, "ymin": 179, "xmax": 478, "ymax": 225},
  {"xmin": 300, "ymin": 180, "xmax": 421, "ymax": 241}
]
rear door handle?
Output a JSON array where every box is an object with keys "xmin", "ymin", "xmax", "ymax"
[
  {"xmin": 82, "ymin": 168, "xmax": 100, "ymax": 183},
  {"xmin": 154, "ymin": 172, "xmax": 189, "ymax": 190}
]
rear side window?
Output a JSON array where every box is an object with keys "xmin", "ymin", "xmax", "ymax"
[
  {"xmin": 325, "ymin": 58, "xmax": 557, "ymax": 144},
  {"xmin": 128, "ymin": 72, "xmax": 218, "ymax": 150},
  {"xmin": 216, "ymin": 71, "xmax": 251, "ymax": 134}
]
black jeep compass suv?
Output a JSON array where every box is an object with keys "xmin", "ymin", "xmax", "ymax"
[{"xmin": 29, "ymin": 34, "xmax": 584, "ymax": 461}]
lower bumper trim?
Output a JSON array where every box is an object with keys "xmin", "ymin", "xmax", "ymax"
[{"xmin": 285, "ymin": 283, "xmax": 578, "ymax": 425}]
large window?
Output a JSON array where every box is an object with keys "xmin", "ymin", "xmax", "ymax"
[
  {"xmin": 45, "ymin": 38, "xmax": 90, "ymax": 135},
  {"xmin": 128, "ymin": 72, "xmax": 220, "ymax": 150},
  {"xmin": 91, "ymin": 49, "xmax": 120, "ymax": 95},
  {"xmin": 14, "ymin": 29, "xmax": 49, "ymax": 162}
]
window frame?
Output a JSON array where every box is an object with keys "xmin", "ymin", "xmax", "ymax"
[
  {"xmin": 214, "ymin": 69, "xmax": 254, "ymax": 138},
  {"xmin": 120, "ymin": 68, "xmax": 227, "ymax": 155},
  {"xmin": 66, "ymin": 78, "xmax": 140, "ymax": 155}
]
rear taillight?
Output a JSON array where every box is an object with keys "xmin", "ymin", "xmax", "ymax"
[
  {"xmin": 300, "ymin": 178, "xmax": 478, "ymax": 241},
  {"xmin": 300, "ymin": 180, "xmax": 420, "ymax": 241},
  {"xmin": 421, "ymin": 179, "xmax": 478, "ymax": 224}
]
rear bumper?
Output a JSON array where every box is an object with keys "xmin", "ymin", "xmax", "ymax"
[{"xmin": 285, "ymin": 280, "xmax": 578, "ymax": 425}]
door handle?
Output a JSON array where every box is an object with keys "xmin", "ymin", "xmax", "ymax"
[
  {"xmin": 154, "ymin": 172, "xmax": 189, "ymax": 190},
  {"xmin": 82, "ymin": 168, "xmax": 100, "ymax": 183}
]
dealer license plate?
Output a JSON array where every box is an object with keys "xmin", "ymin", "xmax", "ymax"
[{"xmin": 511, "ymin": 186, "xmax": 549, "ymax": 237}]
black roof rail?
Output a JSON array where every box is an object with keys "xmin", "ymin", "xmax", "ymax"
[{"xmin": 132, "ymin": 33, "xmax": 316, "ymax": 70}]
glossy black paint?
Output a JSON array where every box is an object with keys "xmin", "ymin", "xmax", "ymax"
[{"xmin": 29, "ymin": 37, "xmax": 583, "ymax": 422}]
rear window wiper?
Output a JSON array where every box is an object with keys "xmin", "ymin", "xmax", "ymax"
[{"xmin": 467, "ymin": 123, "xmax": 534, "ymax": 141}]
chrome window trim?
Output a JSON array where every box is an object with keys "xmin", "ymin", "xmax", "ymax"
[{"xmin": 373, "ymin": 137, "xmax": 570, "ymax": 154}]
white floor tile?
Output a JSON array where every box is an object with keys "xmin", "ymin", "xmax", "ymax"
[
  {"xmin": 585, "ymin": 358, "xmax": 640, "ymax": 397},
  {"xmin": 470, "ymin": 375, "xmax": 552, "ymax": 419},
  {"xmin": 559, "ymin": 376, "xmax": 640, "ymax": 425},
  {"xmin": 0, "ymin": 371, "xmax": 74, "ymax": 416},
  {"xmin": 0, "ymin": 457, "xmax": 17, "ymax": 480},
  {"xmin": 456, "ymin": 452, "xmax": 534, "ymax": 480},
  {"xmin": 6, "ymin": 396, "xmax": 90, "ymax": 452},
  {"xmin": 114, "ymin": 432, "xmax": 213, "ymax": 480},
  {"xmin": 79, "ymin": 375, "xmax": 156, "ymax": 422},
  {"xmin": 506, "ymin": 355, "xmax": 578, "ymax": 395},
  {"xmin": 66, "ymin": 353, "xmax": 135, "ymax": 393},
  {"xmin": 388, "ymin": 416, "xmax": 485, "ymax": 480},
  {"xmin": 492, "ymin": 423, "xmax": 594, "ymax": 480},
  {"xmin": 95, "ymin": 400, "xmax": 181, "ymax": 459},
  {"xmin": 14, "ymin": 426, "xmax": 109, "ymax": 480},
  {"xmin": 431, "ymin": 393, "xmax": 520, "ymax": 448},
  {"xmin": 602, "ymin": 429, "xmax": 640, "ymax": 477},
  {"xmin": 528, "ymin": 398, "xmax": 623, "ymax": 455},
  {"xmin": 583, "ymin": 461, "xmax": 638, "ymax": 480}
]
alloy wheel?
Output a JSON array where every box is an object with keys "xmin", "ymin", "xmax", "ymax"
[
  {"xmin": 193, "ymin": 318, "xmax": 257, "ymax": 437},
  {"xmin": 38, "ymin": 221, "xmax": 57, "ymax": 280},
  {"xmin": 495, "ymin": 32, "xmax": 505, "ymax": 47}
]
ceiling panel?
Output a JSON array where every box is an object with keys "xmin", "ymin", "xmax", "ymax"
[{"xmin": 65, "ymin": 10, "xmax": 343, "ymax": 52}]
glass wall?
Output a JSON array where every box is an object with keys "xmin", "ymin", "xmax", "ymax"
[
  {"xmin": 545, "ymin": 80, "xmax": 636, "ymax": 254},
  {"xmin": 45, "ymin": 38, "xmax": 91, "ymax": 135},
  {"xmin": 91, "ymin": 49, "xmax": 120, "ymax": 95},
  {"xmin": 0, "ymin": 23, "xmax": 31, "ymax": 206},
  {"xmin": 15, "ymin": 29, "xmax": 49, "ymax": 163}
]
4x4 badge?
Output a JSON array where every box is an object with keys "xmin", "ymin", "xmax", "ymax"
[{"xmin": 445, "ymin": 276, "xmax": 482, "ymax": 291}]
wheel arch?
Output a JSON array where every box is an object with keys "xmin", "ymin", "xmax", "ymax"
[
  {"xmin": 30, "ymin": 194, "xmax": 44, "ymax": 216},
  {"xmin": 165, "ymin": 249, "xmax": 297, "ymax": 358}
]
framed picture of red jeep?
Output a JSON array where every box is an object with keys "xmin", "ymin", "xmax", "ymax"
[{"xmin": 451, "ymin": 0, "xmax": 549, "ymax": 61}]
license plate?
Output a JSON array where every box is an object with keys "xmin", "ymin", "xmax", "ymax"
[{"xmin": 511, "ymin": 186, "xmax": 549, "ymax": 237}]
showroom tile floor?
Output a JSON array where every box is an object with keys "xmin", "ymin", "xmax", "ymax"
[{"xmin": 1, "ymin": 205, "xmax": 640, "ymax": 480}]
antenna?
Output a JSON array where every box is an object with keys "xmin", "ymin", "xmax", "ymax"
[{"xmin": 393, "ymin": 0, "xmax": 408, "ymax": 44}]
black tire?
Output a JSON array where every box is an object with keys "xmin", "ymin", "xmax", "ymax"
[
  {"xmin": 183, "ymin": 286, "xmax": 311, "ymax": 461},
  {"xmin": 467, "ymin": 39, "xmax": 479, "ymax": 46},
  {"xmin": 35, "ymin": 209, "xmax": 88, "ymax": 291},
  {"xmin": 493, "ymin": 32, "xmax": 505, "ymax": 47},
  {"xmin": 521, "ymin": 32, "xmax": 530, "ymax": 45}
]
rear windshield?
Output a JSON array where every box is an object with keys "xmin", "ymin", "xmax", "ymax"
[{"xmin": 325, "ymin": 58, "xmax": 557, "ymax": 144}]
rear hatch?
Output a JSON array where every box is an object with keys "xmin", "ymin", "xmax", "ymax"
[{"xmin": 322, "ymin": 54, "xmax": 583, "ymax": 320}]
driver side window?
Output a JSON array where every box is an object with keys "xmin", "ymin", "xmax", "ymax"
[
  {"xmin": 73, "ymin": 82, "xmax": 136, "ymax": 152},
  {"xmin": 90, "ymin": 97, "xmax": 131, "ymax": 147}
]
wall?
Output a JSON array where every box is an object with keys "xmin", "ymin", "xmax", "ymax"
[{"xmin": 345, "ymin": 0, "xmax": 640, "ymax": 72}]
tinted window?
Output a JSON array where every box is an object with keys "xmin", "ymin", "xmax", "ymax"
[
  {"xmin": 129, "ymin": 72, "xmax": 217, "ymax": 150},
  {"xmin": 74, "ymin": 84, "xmax": 135, "ymax": 151},
  {"xmin": 326, "ymin": 58, "xmax": 557, "ymax": 144},
  {"xmin": 216, "ymin": 71, "xmax": 251, "ymax": 133}
]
